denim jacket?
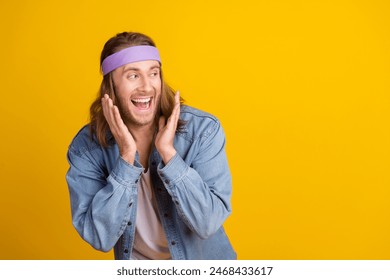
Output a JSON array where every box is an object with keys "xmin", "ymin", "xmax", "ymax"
[{"xmin": 66, "ymin": 105, "xmax": 236, "ymax": 260}]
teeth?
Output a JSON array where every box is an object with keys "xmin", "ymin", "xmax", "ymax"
[{"xmin": 132, "ymin": 97, "xmax": 151, "ymax": 103}]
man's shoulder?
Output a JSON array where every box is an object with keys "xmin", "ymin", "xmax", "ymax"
[
  {"xmin": 180, "ymin": 105, "xmax": 219, "ymax": 124},
  {"xmin": 179, "ymin": 105, "xmax": 222, "ymax": 140},
  {"xmin": 68, "ymin": 125, "xmax": 101, "ymax": 156}
]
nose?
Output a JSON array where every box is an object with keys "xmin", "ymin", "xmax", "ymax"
[{"xmin": 138, "ymin": 76, "xmax": 153, "ymax": 92}]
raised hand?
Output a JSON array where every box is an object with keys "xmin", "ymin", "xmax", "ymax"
[
  {"xmin": 155, "ymin": 91, "xmax": 180, "ymax": 164},
  {"xmin": 101, "ymin": 94, "xmax": 137, "ymax": 164}
]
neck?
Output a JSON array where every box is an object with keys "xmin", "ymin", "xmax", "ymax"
[
  {"xmin": 126, "ymin": 122, "xmax": 156, "ymax": 169},
  {"xmin": 127, "ymin": 122, "xmax": 155, "ymax": 143}
]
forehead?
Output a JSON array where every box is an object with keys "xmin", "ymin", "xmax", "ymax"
[{"xmin": 121, "ymin": 60, "xmax": 161, "ymax": 72}]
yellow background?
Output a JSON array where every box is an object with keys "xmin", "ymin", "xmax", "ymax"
[{"xmin": 0, "ymin": 0, "xmax": 389, "ymax": 259}]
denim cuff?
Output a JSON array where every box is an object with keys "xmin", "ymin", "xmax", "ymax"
[
  {"xmin": 157, "ymin": 153, "xmax": 188, "ymax": 187},
  {"xmin": 111, "ymin": 156, "xmax": 143, "ymax": 186}
]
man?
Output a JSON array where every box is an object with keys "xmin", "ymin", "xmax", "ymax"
[{"xmin": 66, "ymin": 32, "xmax": 236, "ymax": 260}]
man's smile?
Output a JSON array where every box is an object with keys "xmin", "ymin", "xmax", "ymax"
[{"xmin": 131, "ymin": 97, "xmax": 152, "ymax": 110}]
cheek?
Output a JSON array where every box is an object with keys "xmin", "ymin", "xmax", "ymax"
[
  {"xmin": 152, "ymin": 80, "xmax": 162, "ymax": 93},
  {"xmin": 116, "ymin": 81, "xmax": 135, "ymax": 97}
]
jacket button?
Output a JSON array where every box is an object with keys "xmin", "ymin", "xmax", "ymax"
[
  {"xmin": 174, "ymin": 200, "xmax": 179, "ymax": 205},
  {"xmin": 171, "ymin": 241, "xmax": 176, "ymax": 245},
  {"xmin": 151, "ymin": 161, "xmax": 156, "ymax": 166},
  {"xmin": 127, "ymin": 221, "xmax": 132, "ymax": 226},
  {"xmin": 128, "ymin": 202, "xmax": 133, "ymax": 207},
  {"xmin": 124, "ymin": 249, "xmax": 129, "ymax": 254},
  {"xmin": 165, "ymin": 179, "xmax": 169, "ymax": 184}
]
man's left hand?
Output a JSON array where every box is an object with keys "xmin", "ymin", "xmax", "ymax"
[{"xmin": 155, "ymin": 91, "xmax": 180, "ymax": 165}]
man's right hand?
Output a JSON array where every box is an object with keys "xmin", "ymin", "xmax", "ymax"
[{"xmin": 101, "ymin": 94, "xmax": 137, "ymax": 164}]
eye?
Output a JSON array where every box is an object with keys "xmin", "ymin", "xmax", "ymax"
[
  {"xmin": 150, "ymin": 71, "xmax": 159, "ymax": 77},
  {"xmin": 127, "ymin": 73, "xmax": 138, "ymax": 79}
]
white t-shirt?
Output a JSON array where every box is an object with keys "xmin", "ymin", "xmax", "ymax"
[{"xmin": 131, "ymin": 168, "xmax": 171, "ymax": 260}]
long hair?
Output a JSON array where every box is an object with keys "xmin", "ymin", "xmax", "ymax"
[{"xmin": 89, "ymin": 32, "xmax": 184, "ymax": 147}]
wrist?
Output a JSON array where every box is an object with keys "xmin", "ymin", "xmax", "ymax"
[
  {"xmin": 160, "ymin": 149, "xmax": 177, "ymax": 165},
  {"xmin": 120, "ymin": 150, "xmax": 136, "ymax": 165}
]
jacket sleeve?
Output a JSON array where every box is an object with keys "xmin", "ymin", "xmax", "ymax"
[
  {"xmin": 66, "ymin": 149, "xmax": 142, "ymax": 252},
  {"xmin": 157, "ymin": 120, "xmax": 232, "ymax": 239}
]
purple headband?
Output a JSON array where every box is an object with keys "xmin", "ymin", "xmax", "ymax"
[{"xmin": 101, "ymin": 45, "xmax": 161, "ymax": 75}]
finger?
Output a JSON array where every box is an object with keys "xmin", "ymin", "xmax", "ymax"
[
  {"xmin": 174, "ymin": 91, "xmax": 181, "ymax": 117},
  {"xmin": 113, "ymin": 105, "xmax": 126, "ymax": 129},
  {"xmin": 102, "ymin": 95, "xmax": 118, "ymax": 133},
  {"xmin": 107, "ymin": 96, "xmax": 116, "ymax": 123},
  {"xmin": 101, "ymin": 95, "xmax": 110, "ymax": 120},
  {"xmin": 158, "ymin": 115, "xmax": 166, "ymax": 131},
  {"xmin": 168, "ymin": 91, "xmax": 180, "ymax": 129},
  {"xmin": 166, "ymin": 112, "xmax": 179, "ymax": 132},
  {"xmin": 113, "ymin": 105, "xmax": 134, "ymax": 143},
  {"xmin": 175, "ymin": 90, "xmax": 180, "ymax": 105},
  {"xmin": 113, "ymin": 105, "xmax": 125, "ymax": 126}
]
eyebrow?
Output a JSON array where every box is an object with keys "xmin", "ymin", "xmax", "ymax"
[{"xmin": 122, "ymin": 64, "xmax": 161, "ymax": 73}]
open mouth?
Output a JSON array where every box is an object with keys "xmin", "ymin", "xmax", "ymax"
[{"xmin": 131, "ymin": 97, "xmax": 152, "ymax": 110}]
